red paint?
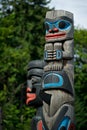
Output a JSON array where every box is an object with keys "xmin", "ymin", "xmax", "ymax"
[
  {"xmin": 37, "ymin": 120, "xmax": 43, "ymax": 130},
  {"xmin": 45, "ymin": 32, "xmax": 66, "ymax": 40},
  {"xmin": 26, "ymin": 88, "xmax": 36, "ymax": 105},
  {"xmin": 49, "ymin": 28, "xmax": 59, "ymax": 33},
  {"xmin": 68, "ymin": 123, "xmax": 75, "ymax": 130},
  {"xmin": 26, "ymin": 87, "xmax": 31, "ymax": 92},
  {"xmin": 53, "ymin": 28, "xmax": 59, "ymax": 32}
]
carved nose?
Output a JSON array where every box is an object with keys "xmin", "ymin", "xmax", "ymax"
[
  {"xmin": 53, "ymin": 28, "xmax": 59, "ymax": 32},
  {"xmin": 49, "ymin": 28, "xmax": 59, "ymax": 33}
]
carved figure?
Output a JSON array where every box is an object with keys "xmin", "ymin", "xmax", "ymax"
[{"xmin": 26, "ymin": 10, "xmax": 75, "ymax": 130}]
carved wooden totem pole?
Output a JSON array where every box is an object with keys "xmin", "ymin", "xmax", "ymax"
[{"xmin": 26, "ymin": 10, "xmax": 75, "ymax": 130}]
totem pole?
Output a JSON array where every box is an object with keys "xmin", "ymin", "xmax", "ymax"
[{"xmin": 26, "ymin": 10, "xmax": 75, "ymax": 130}]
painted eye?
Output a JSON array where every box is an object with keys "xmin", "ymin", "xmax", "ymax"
[
  {"xmin": 59, "ymin": 21, "xmax": 66, "ymax": 29},
  {"xmin": 45, "ymin": 23, "xmax": 49, "ymax": 31},
  {"xmin": 58, "ymin": 20, "xmax": 71, "ymax": 30}
]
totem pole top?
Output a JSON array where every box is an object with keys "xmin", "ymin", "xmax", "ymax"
[{"xmin": 45, "ymin": 10, "xmax": 73, "ymax": 21}]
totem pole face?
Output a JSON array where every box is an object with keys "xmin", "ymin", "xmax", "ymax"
[{"xmin": 45, "ymin": 10, "xmax": 74, "ymax": 42}]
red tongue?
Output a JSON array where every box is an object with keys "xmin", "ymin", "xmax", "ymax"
[
  {"xmin": 26, "ymin": 87, "xmax": 36, "ymax": 105},
  {"xmin": 26, "ymin": 93, "xmax": 36, "ymax": 105}
]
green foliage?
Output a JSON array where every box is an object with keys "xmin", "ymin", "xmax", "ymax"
[
  {"xmin": 2, "ymin": 104, "xmax": 36, "ymax": 130},
  {"xmin": 74, "ymin": 28, "xmax": 87, "ymax": 48},
  {"xmin": 0, "ymin": 0, "xmax": 50, "ymax": 129},
  {"xmin": 74, "ymin": 28, "xmax": 87, "ymax": 129},
  {"xmin": 0, "ymin": 0, "xmax": 87, "ymax": 129}
]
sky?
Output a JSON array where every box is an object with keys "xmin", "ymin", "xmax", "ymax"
[{"xmin": 48, "ymin": 0, "xmax": 87, "ymax": 29}]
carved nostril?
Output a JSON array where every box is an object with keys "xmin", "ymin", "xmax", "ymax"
[
  {"xmin": 49, "ymin": 29, "xmax": 52, "ymax": 33},
  {"xmin": 49, "ymin": 28, "xmax": 59, "ymax": 33},
  {"xmin": 53, "ymin": 28, "xmax": 59, "ymax": 32}
]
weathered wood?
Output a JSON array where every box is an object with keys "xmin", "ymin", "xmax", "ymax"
[{"xmin": 26, "ymin": 10, "xmax": 75, "ymax": 130}]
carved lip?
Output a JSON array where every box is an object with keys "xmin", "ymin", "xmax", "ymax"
[{"xmin": 45, "ymin": 33, "xmax": 66, "ymax": 40}]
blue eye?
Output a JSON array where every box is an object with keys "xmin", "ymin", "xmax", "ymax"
[{"xmin": 58, "ymin": 20, "xmax": 71, "ymax": 30}]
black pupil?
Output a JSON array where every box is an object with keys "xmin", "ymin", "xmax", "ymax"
[
  {"xmin": 45, "ymin": 23, "xmax": 49, "ymax": 30},
  {"xmin": 59, "ymin": 21, "xmax": 66, "ymax": 29}
]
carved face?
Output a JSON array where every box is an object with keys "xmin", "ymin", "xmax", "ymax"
[{"xmin": 45, "ymin": 10, "xmax": 74, "ymax": 43}]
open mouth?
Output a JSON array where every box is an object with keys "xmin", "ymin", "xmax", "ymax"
[{"xmin": 45, "ymin": 32, "xmax": 66, "ymax": 40}]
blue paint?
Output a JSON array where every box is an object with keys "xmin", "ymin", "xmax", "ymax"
[
  {"xmin": 42, "ymin": 125, "xmax": 45, "ymax": 130},
  {"xmin": 56, "ymin": 50, "xmax": 62, "ymax": 60},
  {"xmin": 58, "ymin": 117, "xmax": 70, "ymax": 130},
  {"xmin": 45, "ymin": 20, "xmax": 71, "ymax": 33},
  {"xmin": 44, "ymin": 73, "xmax": 63, "ymax": 89},
  {"xmin": 44, "ymin": 51, "xmax": 48, "ymax": 60}
]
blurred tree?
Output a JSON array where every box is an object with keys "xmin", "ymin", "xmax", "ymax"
[
  {"xmin": 0, "ymin": 0, "xmax": 50, "ymax": 129},
  {"xmin": 74, "ymin": 28, "xmax": 87, "ymax": 129},
  {"xmin": 0, "ymin": 1, "xmax": 87, "ymax": 129}
]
